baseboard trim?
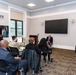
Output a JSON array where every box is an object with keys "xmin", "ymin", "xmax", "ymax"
[{"xmin": 52, "ymin": 44, "xmax": 75, "ymax": 50}]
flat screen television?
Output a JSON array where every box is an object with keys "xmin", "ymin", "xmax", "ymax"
[
  {"xmin": 45, "ymin": 19, "xmax": 68, "ymax": 34},
  {"xmin": 0, "ymin": 25, "xmax": 9, "ymax": 37}
]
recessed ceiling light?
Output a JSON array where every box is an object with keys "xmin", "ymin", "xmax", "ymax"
[
  {"xmin": 27, "ymin": 3, "xmax": 36, "ymax": 7},
  {"xmin": 45, "ymin": 0, "xmax": 54, "ymax": 2}
]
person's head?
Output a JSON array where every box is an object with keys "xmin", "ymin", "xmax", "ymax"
[
  {"xmin": 12, "ymin": 36, "xmax": 17, "ymax": 42},
  {"xmin": 39, "ymin": 38, "xmax": 47, "ymax": 46},
  {"xmin": 29, "ymin": 38, "xmax": 33, "ymax": 44},
  {"xmin": 0, "ymin": 40, "xmax": 9, "ymax": 48},
  {"xmin": 48, "ymin": 34, "xmax": 51, "ymax": 37},
  {"xmin": 31, "ymin": 37, "xmax": 35, "ymax": 44}
]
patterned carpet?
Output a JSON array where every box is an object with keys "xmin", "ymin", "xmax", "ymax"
[{"xmin": 38, "ymin": 48, "xmax": 76, "ymax": 75}]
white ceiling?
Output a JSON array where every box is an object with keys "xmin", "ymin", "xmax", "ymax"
[{"xmin": 1, "ymin": 0, "xmax": 76, "ymax": 11}]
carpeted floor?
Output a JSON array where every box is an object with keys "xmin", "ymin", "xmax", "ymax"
[{"xmin": 39, "ymin": 48, "xmax": 76, "ymax": 75}]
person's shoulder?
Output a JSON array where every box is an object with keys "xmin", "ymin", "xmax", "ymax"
[
  {"xmin": 26, "ymin": 44, "xmax": 30, "ymax": 46},
  {"xmin": 51, "ymin": 36, "xmax": 53, "ymax": 38},
  {"xmin": 0, "ymin": 48, "xmax": 10, "ymax": 54}
]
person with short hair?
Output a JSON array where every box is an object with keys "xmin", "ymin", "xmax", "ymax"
[
  {"xmin": 46, "ymin": 34, "xmax": 53, "ymax": 47},
  {"xmin": 9, "ymin": 35, "xmax": 19, "ymax": 49},
  {"xmin": 0, "ymin": 40, "xmax": 28, "ymax": 75},
  {"xmin": 46, "ymin": 34, "xmax": 53, "ymax": 62}
]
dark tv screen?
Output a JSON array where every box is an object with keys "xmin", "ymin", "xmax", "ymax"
[
  {"xmin": 0, "ymin": 26, "xmax": 9, "ymax": 37},
  {"xmin": 45, "ymin": 19, "xmax": 68, "ymax": 34}
]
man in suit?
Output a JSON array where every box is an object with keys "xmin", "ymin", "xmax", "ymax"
[
  {"xmin": 0, "ymin": 40, "xmax": 28, "ymax": 75},
  {"xmin": 46, "ymin": 34, "xmax": 53, "ymax": 61},
  {"xmin": 46, "ymin": 34, "xmax": 53, "ymax": 46}
]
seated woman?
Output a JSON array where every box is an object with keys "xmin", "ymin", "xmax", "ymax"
[
  {"xmin": 38, "ymin": 38, "xmax": 52, "ymax": 65},
  {"xmin": 25, "ymin": 38, "xmax": 42, "ymax": 73}
]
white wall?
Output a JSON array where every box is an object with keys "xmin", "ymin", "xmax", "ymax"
[
  {"xmin": 28, "ymin": 3, "xmax": 76, "ymax": 50},
  {"xmin": 0, "ymin": 2, "xmax": 9, "ymax": 25},
  {"xmin": 0, "ymin": 2, "xmax": 28, "ymax": 42},
  {"xmin": 0, "ymin": 2, "xmax": 10, "ymax": 41},
  {"xmin": 0, "ymin": 1, "xmax": 76, "ymax": 50},
  {"xmin": 11, "ymin": 10, "xmax": 23, "ymax": 21}
]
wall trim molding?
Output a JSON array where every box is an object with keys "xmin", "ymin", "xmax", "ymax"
[
  {"xmin": 27, "ymin": 9, "xmax": 76, "ymax": 18},
  {"xmin": 53, "ymin": 44, "xmax": 75, "ymax": 50}
]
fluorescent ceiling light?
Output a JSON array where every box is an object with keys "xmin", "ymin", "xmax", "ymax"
[
  {"xmin": 27, "ymin": 3, "xmax": 36, "ymax": 7},
  {"xmin": 45, "ymin": 0, "xmax": 54, "ymax": 2}
]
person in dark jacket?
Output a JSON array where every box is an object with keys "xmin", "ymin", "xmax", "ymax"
[
  {"xmin": 26, "ymin": 38, "xmax": 41, "ymax": 55},
  {"xmin": 38, "ymin": 38, "xmax": 49, "ymax": 63},
  {"xmin": 25, "ymin": 38, "xmax": 42, "ymax": 73},
  {"xmin": 46, "ymin": 34, "xmax": 53, "ymax": 47}
]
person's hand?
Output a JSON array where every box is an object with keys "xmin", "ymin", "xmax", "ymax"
[
  {"xmin": 14, "ymin": 56, "xmax": 21, "ymax": 60},
  {"xmin": 22, "ymin": 35, "xmax": 25, "ymax": 39}
]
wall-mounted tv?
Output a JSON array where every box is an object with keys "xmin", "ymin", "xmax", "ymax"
[
  {"xmin": 45, "ymin": 19, "xmax": 68, "ymax": 34},
  {"xmin": 0, "ymin": 26, "xmax": 9, "ymax": 37}
]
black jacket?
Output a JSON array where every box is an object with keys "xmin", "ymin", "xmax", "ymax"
[
  {"xmin": 46, "ymin": 36, "xmax": 53, "ymax": 44},
  {"xmin": 25, "ymin": 43, "xmax": 41, "ymax": 55}
]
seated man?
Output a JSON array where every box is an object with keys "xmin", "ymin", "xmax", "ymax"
[
  {"xmin": 0, "ymin": 40, "xmax": 28, "ymax": 75},
  {"xmin": 46, "ymin": 34, "xmax": 53, "ymax": 62},
  {"xmin": 9, "ymin": 36, "xmax": 19, "ymax": 49},
  {"xmin": 46, "ymin": 34, "xmax": 53, "ymax": 48}
]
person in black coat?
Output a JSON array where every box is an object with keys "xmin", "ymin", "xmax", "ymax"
[
  {"xmin": 46, "ymin": 34, "xmax": 53, "ymax": 47},
  {"xmin": 46, "ymin": 34, "xmax": 53, "ymax": 54},
  {"xmin": 38, "ymin": 38, "xmax": 50, "ymax": 63}
]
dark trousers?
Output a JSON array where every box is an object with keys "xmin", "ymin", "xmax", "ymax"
[
  {"xmin": 43, "ymin": 52, "xmax": 51, "ymax": 62},
  {"xmin": 13, "ymin": 60, "xmax": 28, "ymax": 75},
  {"xmin": 0, "ymin": 60, "xmax": 28, "ymax": 75},
  {"xmin": 19, "ymin": 60, "xmax": 28, "ymax": 75}
]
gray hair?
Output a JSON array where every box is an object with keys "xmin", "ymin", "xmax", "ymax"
[{"xmin": 0, "ymin": 40, "xmax": 8, "ymax": 47}]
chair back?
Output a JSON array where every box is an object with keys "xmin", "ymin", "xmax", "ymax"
[
  {"xmin": 0, "ymin": 59, "xmax": 9, "ymax": 72},
  {"xmin": 10, "ymin": 47, "xmax": 19, "ymax": 57},
  {"xmin": 41, "ymin": 47, "xmax": 49, "ymax": 53}
]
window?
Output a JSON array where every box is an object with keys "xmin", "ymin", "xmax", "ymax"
[{"xmin": 10, "ymin": 19, "xmax": 23, "ymax": 42}]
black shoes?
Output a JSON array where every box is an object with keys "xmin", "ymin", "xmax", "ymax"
[{"xmin": 48, "ymin": 58, "xmax": 53, "ymax": 62}]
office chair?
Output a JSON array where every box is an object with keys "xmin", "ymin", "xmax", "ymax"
[
  {"xmin": 9, "ymin": 47, "xmax": 19, "ymax": 57},
  {"xmin": 0, "ymin": 59, "xmax": 9, "ymax": 75},
  {"xmin": 9, "ymin": 47, "xmax": 23, "ymax": 75}
]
